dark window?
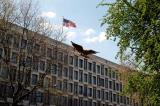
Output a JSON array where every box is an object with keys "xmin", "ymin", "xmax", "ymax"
[
  {"xmin": 84, "ymin": 73, "xmax": 88, "ymax": 83},
  {"xmin": 101, "ymin": 64, "xmax": 104, "ymax": 75},
  {"xmin": 97, "ymin": 75, "xmax": 100, "ymax": 86},
  {"xmin": 21, "ymin": 39, "xmax": 27, "ymax": 49},
  {"xmin": 100, "ymin": 78, "xmax": 104, "ymax": 87},
  {"xmin": 74, "ymin": 55, "xmax": 78, "ymax": 67},
  {"xmin": 69, "ymin": 56, "xmax": 73, "ymax": 65},
  {"xmin": 105, "ymin": 78, "xmax": 108, "ymax": 88},
  {"xmin": 26, "ymin": 56, "xmax": 32, "ymax": 67},
  {"xmin": 93, "ymin": 87, "xmax": 96, "ymax": 99},
  {"xmin": 93, "ymin": 62, "xmax": 96, "ymax": 73},
  {"xmin": 93, "ymin": 76, "xmax": 96, "ymax": 85},
  {"xmin": 88, "ymin": 62, "xmax": 92, "ymax": 71},
  {"xmin": 13, "ymin": 36, "xmax": 19, "ymax": 49},
  {"xmin": 105, "ymin": 68, "xmax": 108, "ymax": 76},
  {"xmin": 116, "ymin": 83, "xmax": 119, "ymax": 91},
  {"xmin": 120, "ymin": 82, "xmax": 122, "ymax": 92},
  {"xmin": 79, "ymin": 85, "xmax": 83, "ymax": 95},
  {"xmin": 101, "ymin": 89, "xmax": 105, "ymax": 100},
  {"xmin": 109, "ymin": 80, "xmax": 112, "ymax": 89},
  {"xmin": 74, "ymin": 70, "xmax": 78, "ymax": 80},
  {"xmin": 58, "ymin": 63, "xmax": 62, "ymax": 77},
  {"xmin": 64, "ymin": 54, "xmax": 68, "ymax": 64},
  {"xmin": 84, "ymin": 59, "xmax": 87, "ymax": 70},
  {"xmin": 113, "ymin": 94, "xmax": 116, "ymax": 102},
  {"xmin": 84, "ymin": 85, "xmax": 87, "ymax": 97},
  {"xmin": 27, "ymin": 40, "xmax": 33, "ymax": 53},
  {"xmin": 79, "ymin": 59, "xmax": 83, "ymax": 68},
  {"xmin": 39, "ymin": 60, "xmax": 45, "ymax": 71},
  {"xmin": 33, "ymin": 56, "xmax": 39, "ymax": 72},
  {"xmin": 74, "ymin": 82, "xmax": 78, "ymax": 95},
  {"xmin": 109, "ymin": 68, "xmax": 112, "ymax": 78},
  {"xmin": 112, "ymin": 71, "xmax": 116, "ymax": 79},
  {"xmin": 0, "ymin": 48, "xmax": 3, "ymax": 59},
  {"xmin": 69, "ymin": 67, "xmax": 73, "ymax": 80},
  {"xmin": 105, "ymin": 92, "xmax": 109, "ymax": 100},
  {"xmin": 58, "ymin": 52, "xmax": 63, "ymax": 62},
  {"xmin": 113, "ymin": 80, "xmax": 116, "ymax": 90},
  {"xmin": 47, "ymin": 48, "xmax": 52, "ymax": 58},
  {"xmin": 97, "ymin": 90, "xmax": 101, "ymax": 99},
  {"xmin": 34, "ymin": 44, "xmax": 40, "ymax": 53},
  {"xmin": 32, "ymin": 74, "xmax": 38, "ymax": 85},
  {"xmin": 11, "ymin": 52, "xmax": 18, "ymax": 64},
  {"xmin": 0, "ymin": 66, "xmax": 8, "ymax": 79},
  {"xmin": 68, "ymin": 83, "xmax": 73, "ymax": 93},
  {"xmin": 88, "ymin": 73, "xmax": 92, "ymax": 84},
  {"xmin": 79, "ymin": 70, "xmax": 83, "ymax": 82},
  {"xmin": 97, "ymin": 65, "xmax": 100, "ymax": 74},
  {"xmin": 109, "ymin": 91, "xmax": 112, "ymax": 102},
  {"xmin": 63, "ymin": 80, "xmax": 68, "ymax": 91},
  {"xmin": 88, "ymin": 88, "xmax": 92, "ymax": 97},
  {"xmin": 57, "ymin": 80, "xmax": 62, "ymax": 90},
  {"xmin": 51, "ymin": 64, "xmax": 57, "ymax": 74},
  {"xmin": 117, "ymin": 94, "xmax": 120, "ymax": 103},
  {"xmin": 63, "ymin": 67, "xmax": 68, "ymax": 77}
]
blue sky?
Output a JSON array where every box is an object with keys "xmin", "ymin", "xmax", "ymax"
[{"xmin": 39, "ymin": 0, "xmax": 119, "ymax": 63}]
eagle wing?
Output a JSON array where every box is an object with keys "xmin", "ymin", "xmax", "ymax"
[{"xmin": 71, "ymin": 41, "xmax": 84, "ymax": 52}]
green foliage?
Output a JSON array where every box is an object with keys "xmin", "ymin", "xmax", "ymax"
[
  {"xmin": 100, "ymin": 0, "xmax": 160, "ymax": 71},
  {"xmin": 100, "ymin": 0, "xmax": 160, "ymax": 105}
]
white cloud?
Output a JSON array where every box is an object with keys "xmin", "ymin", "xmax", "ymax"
[
  {"xmin": 41, "ymin": 11, "xmax": 56, "ymax": 18},
  {"xmin": 84, "ymin": 28, "xmax": 95, "ymax": 36},
  {"xmin": 84, "ymin": 32, "xmax": 106, "ymax": 43},
  {"xmin": 66, "ymin": 31, "xmax": 76, "ymax": 40}
]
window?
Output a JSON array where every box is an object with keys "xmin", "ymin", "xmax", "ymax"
[
  {"xmin": 44, "ymin": 77, "xmax": 50, "ymax": 88},
  {"xmin": 120, "ymin": 82, "xmax": 122, "ymax": 92},
  {"xmin": 109, "ymin": 80, "xmax": 112, "ymax": 89},
  {"xmin": 39, "ymin": 60, "xmax": 45, "ymax": 71},
  {"xmin": 47, "ymin": 48, "xmax": 52, "ymax": 58},
  {"xmin": 113, "ymin": 80, "xmax": 116, "ymax": 90},
  {"xmin": 84, "ymin": 73, "xmax": 88, "ymax": 83},
  {"xmin": 27, "ymin": 40, "xmax": 33, "ymax": 53},
  {"xmin": 74, "ymin": 55, "xmax": 78, "ymax": 67},
  {"xmin": 109, "ymin": 68, "xmax": 112, "ymax": 78},
  {"xmin": 113, "ymin": 94, "xmax": 116, "ymax": 102},
  {"xmin": 33, "ymin": 56, "xmax": 39, "ymax": 72},
  {"xmin": 21, "ymin": 39, "xmax": 27, "ymax": 49},
  {"xmin": 63, "ymin": 67, "xmax": 68, "ymax": 77},
  {"xmin": 88, "ymin": 73, "xmax": 92, "ymax": 84},
  {"xmin": 68, "ymin": 83, "xmax": 73, "ymax": 93},
  {"xmin": 116, "ymin": 72, "xmax": 119, "ymax": 80},
  {"xmin": 127, "ymin": 97, "xmax": 129, "ymax": 105},
  {"xmin": 52, "ymin": 76, "xmax": 56, "ymax": 87},
  {"xmin": 79, "ymin": 59, "xmax": 83, "ymax": 68},
  {"xmin": 69, "ymin": 67, "xmax": 73, "ymax": 80},
  {"xmin": 93, "ymin": 76, "xmax": 96, "ymax": 85},
  {"xmin": 40, "ymin": 45, "xmax": 46, "ymax": 57},
  {"xmin": 31, "ymin": 74, "xmax": 38, "ymax": 85},
  {"xmin": 74, "ymin": 82, "xmax": 78, "ymax": 95},
  {"xmin": 100, "ymin": 78, "xmax": 104, "ymax": 87},
  {"xmin": 79, "ymin": 85, "xmax": 83, "ymax": 95},
  {"xmin": 0, "ymin": 48, "xmax": 3, "ymax": 59},
  {"xmin": 58, "ymin": 52, "xmax": 63, "ymax": 62},
  {"xmin": 97, "ymin": 65, "xmax": 100, "ymax": 74},
  {"xmin": 74, "ymin": 70, "xmax": 78, "ymax": 80},
  {"xmin": 11, "ymin": 52, "xmax": 18, "ymax": 64},
  {"xmin": 112, "ymin": 71, "xmax": 116, "ymax": 78},
  {"xmin": 105, "ymin": 68, "xmax": 108, "ymax": 76},
  {"xmin": 93, "ymin": 62, "xmax": 96, "ymax": 73},
  {"xmin": 93, "ymin": 87, "xmax": 96, "ymax": 99},
  {"xmin": 34, "ymin": 44, "xmax": 40, "ymax": 53},
  {"xmin": 97, "ymin": 75, "xmax": 100, "ymax": 86},
  {"xmin": 58, "ymin": 63, "xmax": 62, "ymax": 77},
  {"xmin": 79, "ymin": 70, "xmax": 83, "ymax": 82},
  {"xmin": 13, "ymin": 36, "xmax": 19, "ymax": 49},
  {"xmin": 105, "ymin": 78, "xmax": 108, "ymax": 88},
  {"xmin": 120, "ymin": 95, "xmax": 123, "ymax": 103},
  {"xmin": 57, "ymin": 80, "xmax": 62, "ymax": 90},
  {"xmin": 51, "ymin": 64, "xmax": 57, "ymax": 74},
  {"xmin": 117, "ymin": 94, "xmax": 120, "ymax": 103},
  {"xmin": 101, "ymin": 89, "xmax": 105, "ymax": 100},
  {"xmin": 109, "ymin": 91, "xmax": 112, "ymax": 102},
  {"xmin": 97, "ymin": 90, "xmax": 101, "ymax": 99},
  {"xmin": 84, "ymin": 85, "xmax": 87, "ymax": 97},
  {"xmin": 26, "ymin": 56, "xmax": 32, "ymax": 67},
  {"xmin": 101, "ymin": 64, "xmax": 104, "ymax": 75},
  {"xmin": 88, "ymin": 88, "xmax": 92, "ymax": 97},
  {"xmin": 0, "ymin": 66, "xmax": 8, "ymax": 79},
  {"xmin": 36, "ymin": 91, "xmax": 43, "ymax": 103},
  {"xmin": 63, "ymin": 80, "xmax": 68, "ymax": 91},
  {"xmin": 69, "ymin": 56, "xmax": 73, "ymax": 65},
  {"xmin": 105, "ymin": 92, "xmax": 109, "ymax": 100},
  {"xmin": 84, "ymin": 59, "xmax": 87, "ymax": 70},
  {"xmin": 88, "ymin": 99, "xmax": 92, "ymax": 106},
  {"xmin": 88, "ymin": 62, "xmax": 92, "ymax": 71},
  {"xmin": 64, "ymin": 54, "xmax": 68, "ymax": 64}
]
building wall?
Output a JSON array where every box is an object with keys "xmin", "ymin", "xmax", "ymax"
[{"xmin": 0, "ymin": 28, "xmax": 138, "ymax": 106}]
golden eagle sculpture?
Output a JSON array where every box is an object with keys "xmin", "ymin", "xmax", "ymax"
[{"xmin": 71, "ymin": 41, "xmax": 99, "ymax": 57}]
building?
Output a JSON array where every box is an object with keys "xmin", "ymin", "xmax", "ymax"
[{"xmin": 0, "ymin": 25, "xmax": 138, "ymax": 106}]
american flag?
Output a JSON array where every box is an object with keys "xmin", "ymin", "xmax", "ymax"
[{"xmin": 63, "ymin": 18, "xmax": 76, "ymax": 28}]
